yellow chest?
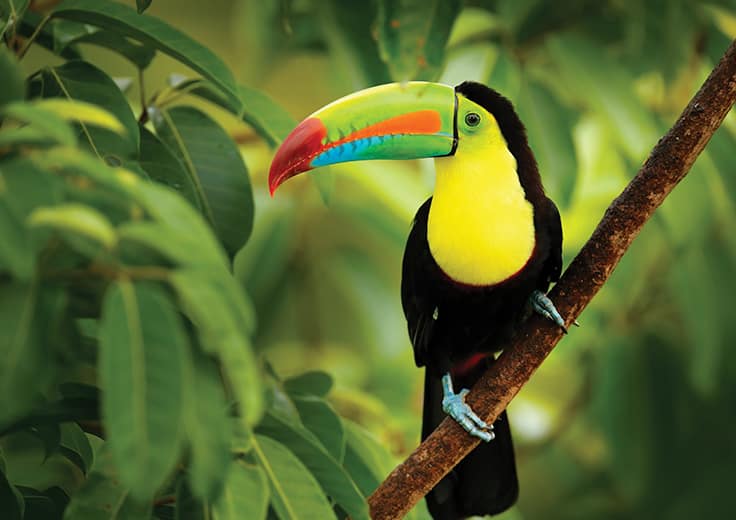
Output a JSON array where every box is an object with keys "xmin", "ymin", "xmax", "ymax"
[{"xmin": 427, "ymin": 147, "xmax": 535, "ymax": 286}]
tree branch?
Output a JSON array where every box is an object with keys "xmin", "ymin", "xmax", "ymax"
[{"xmin": 367, "ymin": 38, "xmax": 736, "ymax": 519}]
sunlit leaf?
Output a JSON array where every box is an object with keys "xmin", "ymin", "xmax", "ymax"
[
  {"xmin": 151, "ymin": 106, "xmax": 253, "ymax": 256},
  {"xmin": 257, "ymin": 411, "xmax": 369, "ymax": 520},
  {"xmin": 252, "ymin": 435, "xmax": 337, "ymax": 520},
  {"xmin": 35, "ymin": 99, "xmax": 127, "ymax": 136},
  {"xmin": 2, "ymin": 102, "xmax": 77, "ymax": 147},
  {"xmin": 99, "ymin": 280, "xmax": 189, "ymax": 501},
  {"xmin": 376, "ymin": 0, "xmax": 461, "ymax": 81},
  {"xmin": 213, "ymin": 461, "xmax": 269, "ymax": 520},
  {"xmin": 53, "ymin": 0, "xmax": 241, "ymax": 111},
  {"xmin": 28, "ymin": 203, "xmax": 117, "ymax": 253}
]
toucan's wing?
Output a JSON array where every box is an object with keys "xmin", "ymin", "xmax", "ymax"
[
  {"xmin": 401, "ymin": 198, "xmax": 436, "ymax": 368},
  {"xmin": 540, "ymin": 196, "xmax": 563, "ymax": 288}
]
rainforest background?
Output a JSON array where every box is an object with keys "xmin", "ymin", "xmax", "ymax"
[{"xmin": 1, "ymin": 0, "xmax": 735, "ymax": 518}]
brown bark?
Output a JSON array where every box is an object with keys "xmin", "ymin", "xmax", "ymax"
[{"xmin": 368, "ymin": 39, "xmax": 736, "ymax": 520}]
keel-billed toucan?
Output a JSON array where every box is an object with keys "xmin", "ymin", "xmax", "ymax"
[{"xmin": 269, "ymin": 81, "xmax": 567, "ymax": 519}]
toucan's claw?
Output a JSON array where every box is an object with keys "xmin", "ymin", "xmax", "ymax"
[
  {"xmin": 441, "ymin": 374, "xmax": 495, "ymax": 442},
  {"xmin": 573, "ymin": 319, "xmax": 581, "ymax": 327},
  {"xmin": 530, "ymin": 290, "xmax": 567, "ymax": 333}
]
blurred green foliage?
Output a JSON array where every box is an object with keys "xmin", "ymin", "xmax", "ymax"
[{"xmin": 1, "ymin": 0, "xmax": 735, "ymax": 519}]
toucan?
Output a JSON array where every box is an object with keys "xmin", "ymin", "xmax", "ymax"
[{"xmin": 269, "ymin": 81, "xmax": 567, "ymax": 519}]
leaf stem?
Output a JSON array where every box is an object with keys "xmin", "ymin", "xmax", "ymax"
[{"xmin": 17, "ymin": 13, "xmax": 51, "ymax": 60}]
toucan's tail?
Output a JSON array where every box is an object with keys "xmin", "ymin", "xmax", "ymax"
[{"xmin": 422, "ymin": 361, "xmax": 518, "ymax": 519}]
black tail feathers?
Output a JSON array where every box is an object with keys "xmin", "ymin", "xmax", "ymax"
[{"xmin": 422, "ymin": 365, "xmax": 518, "ymax": 519}]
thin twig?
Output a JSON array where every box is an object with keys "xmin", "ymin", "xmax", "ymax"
[{"xmin": 367, "ymin": 38, "xmax": 736, "ymax": 520}]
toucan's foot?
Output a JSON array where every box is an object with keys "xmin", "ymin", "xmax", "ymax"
[
  {"xmin": 441, "ymin": 373, "xmax": 494, "ymax": 442},
  {"xmin": 530, "ymin": 290, "xmax": 567, "ymax": 333}
]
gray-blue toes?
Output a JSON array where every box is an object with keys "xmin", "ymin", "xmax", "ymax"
[
  {"xmin": 440, "ymin": 373, "xmax": 494, "ymax": 442},
  {"xmin": 530, "ymin": 290, "xmax": 567, "ymax": 333}
]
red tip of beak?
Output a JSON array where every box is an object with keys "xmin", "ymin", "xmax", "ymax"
[{"xmin": 269, "ymin": 117, "xmax": 327, "ymax": 196}]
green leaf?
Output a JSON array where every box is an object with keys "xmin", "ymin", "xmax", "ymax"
[
  {"xmin": 376, "ymin": 0, "xmax": 461, "ymax": 81},
  {"xmin": 161, "ymin": 78, "xmax": 295, "ymax": 148},
  {"xmin": 486, "ymin": 48, "xmax": 523, "ymax": 101},
  {"xmin": 0, "ymin": 157, "xmax": 63, "ymax": 279},
  {"xmin": 138, "ymin": 126, "xmax": 201, "ymax": 211},
  {"xmin": 516, "ymin": 79, "xmax": 577, "ymax": 208},
  {"xmin": 257, "ymin": 412, "xmax": 369, "ymax": 520},
  {"xmin": 15, "ymin": 12, "xmax": 81, "ymax": 60},
  {"xmin": 0, "ymin": 467, "xmax": 23, "ymax": 520},
  {"xmin": 170, "ymin": 269, "xmax": 262, "ymax": 427},
  {"xmin": 63, "ymin": 444, "xmax": 152, "ymax": 519},
  {"xmin": 59, "ymin": 422, "xmax": 94, "ymax": 474},
  {"xmin": 2, "ymin": 102, "xmax": 77, "ymax": 147},
  {"xmin": 129, "ymin": 182, "xmax": 229, "ymax": 269},
  {"xmin": 53, "ymin": 0, "xmax": 241, "ymax": 111},
  {"xmin": 0, "ymin": 395, "xmax": 100, "ymax": 437},
  {"xmin": 283, "ymin": 371, "xmax": 334, "ymax": 398},
  {"xmin": 152, "ymin": 106, "xmax": 254, "ymax": 256},
  {"xmin": 252, "ymin": 435, "xmax": 337, "ymax": 520},
  {"xmin": 0, "ymin": 283, "xmax": 64, "ymax": 426},
  {"xmin": 184, "ymin": 353, "xmax": 232, "ymax": 501},
  {"xmin": 175, "ymin": 477, "xmax": 210, "ymax": 520},
  {"xmin": 39, "ymin": 61, "xmax": 139, "ymax": 159},
  {"xmin": 0, "ymin": 47, "xmax": 24, "ymax": 107},
  {"xmin": 52, "ymin": 19, "xmax": 156, "ymax": 69},
  {"xmin": 99, "ymin": 280, "xmax": 189, "ymax": 501},
  {"xmin": 136, "ymin": 0, "xmax": 152, "ymax": 15},
  {"xmin": 238, "ymin": 85, "xmax": 296, "ymax": 147},
  {"xmin": 28, "ymin": 203, "xmax": 117, "ymax": 253},
  {"xmin": 0, "ymin": 0, "xmax": 29, "ymax": 39},
  {"xmin": 342, "ymin": 420, "xmax": 394, "ymax": 497},
  {"xmin": 213, "ymin": 461, "xmax": 269, "ymax": 520},
  {"xmin": 316, "ymin": 0, "xmax": 392, "ymax": 87},
  {"xmin": 291, "ymin": 396, "xmax": 345, "ymax": 463},
  {"xmin": 28, "ymin": 422, "xmax": 61, "ymax": 460}
]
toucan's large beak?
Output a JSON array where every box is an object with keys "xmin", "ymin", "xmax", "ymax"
[{"xmin": 269, "ymin": 82, "xmax": 457, "ymax": 195}]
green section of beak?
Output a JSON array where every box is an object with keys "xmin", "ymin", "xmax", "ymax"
[
  {"xmin": 269, "ymin": 82, "xmax": 457, "ymax": 194},
  {"xmin": 313, "ymin": 81, "xmax": 456, "ymax": 143}
]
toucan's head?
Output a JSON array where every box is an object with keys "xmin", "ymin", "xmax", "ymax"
[{"xmin": 269, "ymin": 81, "xmax": 535, "ymax": 196}]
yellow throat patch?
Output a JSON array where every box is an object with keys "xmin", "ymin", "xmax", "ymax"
[{"xmin": 427, "ymin": 98, "xmax": 535, "ymax": 286}]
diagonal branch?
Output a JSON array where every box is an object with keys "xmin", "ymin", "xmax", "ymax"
[{"xmin": 368, "ymin": 38, "xmax": 736, "ymax": 520}]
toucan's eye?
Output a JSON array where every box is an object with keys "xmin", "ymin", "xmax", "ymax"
[{"xmin": 465, "ymin": 112, "xmax": 481, "ymax": 127}]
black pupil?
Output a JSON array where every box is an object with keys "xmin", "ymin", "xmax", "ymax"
[{"xmin": 465, "ymin": 113, "xmax": 480, "ymax": 126}]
